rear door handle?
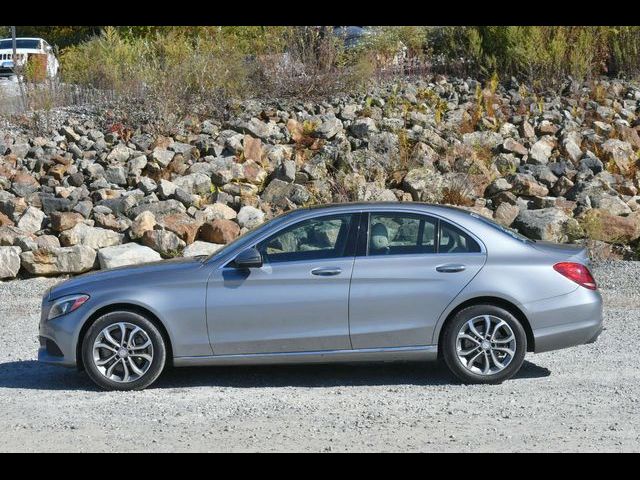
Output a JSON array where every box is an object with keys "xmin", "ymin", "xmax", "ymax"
[
  {"xmin": 311, "ymin": 267, "xmax": 342, "ymax": 276},
  {"xmin": 436, "ymin": 264, "xmax": 466, "ymax": 273}
]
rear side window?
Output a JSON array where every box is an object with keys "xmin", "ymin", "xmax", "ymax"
[
  {"xmin": 368, "ymin": 213, "xmax": 438, "ymax": 256},
  {"xmin": 439, "ymin": 220, "xmax": 481, "ymax": 253}
]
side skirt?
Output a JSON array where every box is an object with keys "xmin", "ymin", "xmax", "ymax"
[{"xmin": 173, "ymin": 345, "xmax": 438, "ymax": 367}]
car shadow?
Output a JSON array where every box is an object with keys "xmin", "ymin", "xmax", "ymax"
[{"xmin": 0, "ymin": 360, "xmax": 551, "ymax": 391}]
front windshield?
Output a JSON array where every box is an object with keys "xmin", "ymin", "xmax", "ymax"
[
  {"xmin": 468, "ymin": 211, "xmax": 532, "ymax": 243},
  {"xmin": 0, "ymin": 39, "xmax": 41, "ymax": 50}
]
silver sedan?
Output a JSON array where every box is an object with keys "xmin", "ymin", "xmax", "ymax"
[{"xmin": 38, "ymin": 203, "xmax": 603, "ymax": 390}]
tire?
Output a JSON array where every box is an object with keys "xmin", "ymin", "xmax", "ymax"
[
  {"xmin": 441, "ymin": 304, "xmax": 527, "ymax": 384},
  {"xmin": 82, "ymin": 311, "xmax": 166, "ymax": 391}
]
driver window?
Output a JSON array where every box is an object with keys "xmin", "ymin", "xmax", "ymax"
[
  {"xmin": 368, "ymin": 213, "xmax": 437, "ymax": 256},
  {"xmin": 257, "ymin": 214, "xmax": 353, "ymax": 264}
]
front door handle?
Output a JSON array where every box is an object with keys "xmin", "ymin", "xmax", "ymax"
[
  {"xmin": 436, "ymin": 264, "xmax": 466, "ymax": 273},
  {"xmin": 311, "ymin": 267, "xmax": 342, "ymax": 277}
]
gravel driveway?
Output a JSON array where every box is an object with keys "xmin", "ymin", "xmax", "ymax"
[{"xmin": 0, "ymin": 262, "xmax": 638, "ymax": 452}]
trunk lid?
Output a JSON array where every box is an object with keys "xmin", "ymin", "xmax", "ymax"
[{"xmin": 531, "ymin": 241, "xmax": 590, "ymax": 265}]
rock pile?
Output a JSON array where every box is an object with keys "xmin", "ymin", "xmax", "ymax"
[{"xmin": 1, "ymin": 75, "xmax": 640, "ymax": 278}]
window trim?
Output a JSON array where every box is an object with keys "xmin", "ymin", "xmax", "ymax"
[
  {"xmin": 224, "ymin": 212, "xmax": 361, "ymax": 268},
  {"xmin": 360, "ymin": 210, "xmax": 484, "ymax": 258}
]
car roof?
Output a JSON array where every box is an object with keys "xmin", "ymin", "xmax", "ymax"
[
  {"xmin": 0, "ymin": 38, "xmax": 43, "ymax": 41},
  {"xmin": 303, "ymin": 201, "xmax": 474, "ymax": 217}
]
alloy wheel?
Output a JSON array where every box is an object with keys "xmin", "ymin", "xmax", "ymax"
[
  {"xmin": 455, "ymin": 315, "xmax": 517, "ymax": 376},
  {"xmin": 92, "ymin": 322, "xmax": 154, "ymax": 383}
]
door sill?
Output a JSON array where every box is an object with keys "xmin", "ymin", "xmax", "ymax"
[{"xmin": 174, "ymin": 345, "xmax": 438, "ymax": 367}]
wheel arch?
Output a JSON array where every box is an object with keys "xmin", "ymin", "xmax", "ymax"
[
  {"xmin": 436, "ymin": 296, "xmax": 535, "ymax": 354},
  {"xmin": 75, "ymin": 303, "xmax": 174, "ymax": 371}
]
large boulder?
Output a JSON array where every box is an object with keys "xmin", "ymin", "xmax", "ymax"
[
  {"xmin": 128, "ymin": 200, "xmax": 186, "ymax": 220},
  {"xmin": 579, "ymin": 209, "xmax": 640, "ymax": 243},
  {"xmin": 17, "ymin": 207, "xmax": 45, "ymax": 234},
  {"xmin": 402, "ymin": 167, "xmax": 443, "ymax": 202},
  {"xmin": 507, "ymin": 173, "xmax": 549, "ymax": 197},
  {"xmin": 60, "ymin": 223, "xmax": 123, "ymax": 250},
  {"xmin": 261, "ymin": 179, "xmax": 310, "ymax": 207},
  {"xmin": 142, "ymin": 230, "xmax": 186, "ymax": 257},
  {"xmin": 98, "ymin": 243, "xmax": 162, "ymax": 269},
  {"xmin": 513, "ymin": 208, "xmax": 581, "ymax": 242},
  {"xmin": 171, "ymin": 173, "xmax": 212, "ymax": 195},
  {"xmin": 182, "ymin": 241, "xmax": 224, "ymax": 258},
  {"xmin": 199, "ymin": 219, "xmax": 240, "ymax": 244},
  {"xmin": 11, "ymin": 172, "xmax": 39, "ymax": 197},
  {"xmin": 20, "ymin": 246, "xmax": 96, "ymax": 275},
  {"xmin": 158, "ymin": 212, "xmax": 201, "ymax": 244},
  {"xmin": 236, "ymin": 206, "xmax": 265, "ymax": 230},
  {"xmin": 130, "ymin": 211, "xmax": 156, "ymax": 240},
  {"xmin": 602, "ymin": 139, "xmax": 635, "ymax": 175},
  {"xmin": 50, "ymin": 211, "xmax": 85, "ymax": 232},
  {"xmin": 0, "ymin": 246, "xmax": 21, "ymax": 279},
  {"xmin": 529, "ymin": 138, "xmax": 554, "ymax": 164},
  {"xmin": 194, "ymin": 203, "xmax": 237, "ymax": 223}
]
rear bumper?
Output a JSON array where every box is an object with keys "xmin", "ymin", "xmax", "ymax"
[{"xmin": 525, "ymin": 286, "xmax": 603, "ymax": 353}]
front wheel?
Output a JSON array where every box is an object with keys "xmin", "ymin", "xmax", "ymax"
[
  {"xmin": 442, "ymin": 305, "xmax": 527, "ymax": 384},
  {"xmin": 82, "ymin": 311, "xmax": 166, "ymax": 391}
]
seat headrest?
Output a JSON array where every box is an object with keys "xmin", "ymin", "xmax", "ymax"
[{"xmin": 370, "ymin": 223, "xmax": 389, "ymax": 250}]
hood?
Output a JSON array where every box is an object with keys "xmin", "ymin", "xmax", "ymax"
[
  {"xmin": 531, "ymin": 241, "xmax": 590, "ymax": 265},
  {"xmin": 49, "ymin": 256, "xmax": 206, "ymax": 300}
]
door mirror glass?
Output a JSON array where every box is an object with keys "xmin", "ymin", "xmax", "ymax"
[{"xmin": 232, "ymin": 247, "xmax": 263, "ymax": 269}]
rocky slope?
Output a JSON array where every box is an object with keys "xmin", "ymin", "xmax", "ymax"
[{"xmin": 1, "ymin": 75, "xmax": 640, "ymax": 278}]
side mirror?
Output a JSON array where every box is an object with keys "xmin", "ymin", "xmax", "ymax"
[{"xmin": 232, "ymin": 247, "xmax": 263, "ymax": 269}]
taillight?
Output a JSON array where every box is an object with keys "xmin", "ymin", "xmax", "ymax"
[{"xmin": 553, "ymin": 262, "xmax": 597, "ymax": 290}]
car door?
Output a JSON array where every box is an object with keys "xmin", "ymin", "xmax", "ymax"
[
  {"xmin": 348, "ymin": 211, "xmax": 487, "ymax": 349},
  {"xmin": 206, "ymin": 212, "xmax": 359, "ymax": 355}
]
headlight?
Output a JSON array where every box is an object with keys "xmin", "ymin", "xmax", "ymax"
[{"xmin": 47, "ymin": 294, "xmax": 90, "ymax": 320}]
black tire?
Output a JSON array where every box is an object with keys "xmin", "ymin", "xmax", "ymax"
[
  {"xmin": 441, "ymin": 304, "xmax": 527, "ymax": 384},
  {"xmin": 82, "ymin": 311, "xmax": 166, "ymax": 391}
]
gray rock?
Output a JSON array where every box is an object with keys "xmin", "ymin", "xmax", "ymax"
[
  {"xmin": 313, "ymin": 114, "xmax": 343, "ymax": 139},
  {"xmin": 462, "ymin": 131, "xmax": 503, "ymax": 149},
  {"xmin": 349, "ymin": 118, "xmax": 378, "ymax": 139},
  {"xmin": 182, "ymin": 241, "xmax": 224, "ymax": 258},
  {"xmin": 237, "ymin": 206, "xmax": 265, "ymax": 229},
  {"xmin": 20, "ymin": 245, "xmax": 96, "ymax": 275},
  {"xmin": 142, "ymin": 230, "xmax": 186, "ymax": 256},
  {"xmin": 17, "ymin": 207, "xmax": 45, "ymax": 234},
  {"xmin": 0, "ymin": 246, "xmax": 21, "ymax": 279},
  {"xmin": 513, "ymin": 208, "xmax": 578, "ymax": 242},
  {"xmin": 98, "ymin": 243, "xmax": 162, "ymax": 269},
  {"xmin": 172, "ymin": 173, "xmax": 212, "ymax": 195},
  {"xmin": 402, "ymin": 167, "xmax": 444, "ymax": 202},
  {"xmin": 529, "ymin": 138, "xmax": 554, "ymax": 164},
  {"xmin": 362, "ymin": 184, "xmax": 398, "ymax": 202},
  {"xmin": 151, "ymin": 148, "xmax": 175, "ymax": 168},
  {"xmin": 485, "ymin": 178, "xmax": 512, "ymax": 197},
  {"xmin": 60, "ymin": 223, "xmax": 123, "ymax": 250},
  {"xmin": 262, "ymin": 179, "xmax": 310, "ymax": 206},
  {"xmin": 106, "ymin": 144, "xmax": 133, "ymax": 163},
  {"xmin": 128, "ymin": 200, "xmax": 186, "ymax": 220}
]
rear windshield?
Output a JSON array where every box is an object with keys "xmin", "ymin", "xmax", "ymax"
[
  {"xmin": 0, "ymin": 39, "xmax": 40, "ymax": 50},
  {"xmin": 468, "ymin": 211, "xmax": 532, "ymax": 244}
]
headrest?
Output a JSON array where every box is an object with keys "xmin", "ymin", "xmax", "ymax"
[{"xmin": 370, "ymin": 222, "xmax": 389, "ymax": 250}]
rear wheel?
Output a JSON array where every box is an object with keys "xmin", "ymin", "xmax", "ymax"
[
  {"xmin": 82, "ymin": 311, "xmax": 166, "ymax": 391},
  {"xmin": 442, "ymin": 305, "xmax": 526, "ymax": 384}
]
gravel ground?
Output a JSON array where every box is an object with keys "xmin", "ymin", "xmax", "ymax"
[{"xmin": 0, "ymin": 262, "xmax": 638, "ymax": 452}]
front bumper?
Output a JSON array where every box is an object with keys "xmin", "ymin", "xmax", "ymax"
[
  {"xmin": 38, "ymin": 294, "xmax": 83, "ymax": 368},
  {"xmin": 525, "ymin": 286, "xmax": 603, "ymax": 353}
]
